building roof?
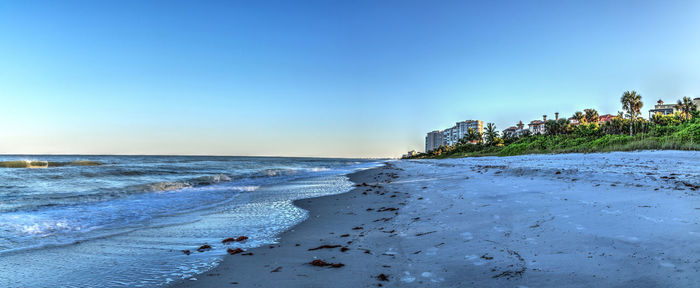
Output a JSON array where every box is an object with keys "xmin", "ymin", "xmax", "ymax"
[{"xmin": 598, "ymin": 114, "xmax": 616, "ymax": 122}]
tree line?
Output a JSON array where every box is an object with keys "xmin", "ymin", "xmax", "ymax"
[{"xmin": 410, "ymin": 92, "xmax": 699, "ymax": 158}]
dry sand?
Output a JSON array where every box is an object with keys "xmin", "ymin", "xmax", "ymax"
[{"xmin": 173, "ymin": 151, "xmax": 699, "ymax": 288}]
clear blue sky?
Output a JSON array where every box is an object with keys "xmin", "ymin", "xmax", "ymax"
[{"xmin": 1, "ymin": 0, "xmax": 699, "ymax": 157}]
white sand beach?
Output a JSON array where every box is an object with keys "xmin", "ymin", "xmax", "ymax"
[{"xmin": 173, "ymin": 151, "xmax": 699, "ymax": 287}]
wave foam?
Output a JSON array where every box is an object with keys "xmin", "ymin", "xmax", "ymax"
[
  {"xmin": 142, "ymin": 174, "xmax": 233, "ymax": 192},
  {"xmin": 231, "ymin": 186, "xmax": 260, "ymax": 192}
]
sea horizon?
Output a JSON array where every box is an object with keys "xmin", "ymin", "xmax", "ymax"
[
  {"xmin": 0, "ymin": 154, "xmax": 390, "ymax": 160},
  {"xmin": 2, "ymin": 1, "xmax": 699, "ymax": 287}
]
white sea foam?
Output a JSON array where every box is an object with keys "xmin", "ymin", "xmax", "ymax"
[
  {"xmin": 0, "ymin": 156, "xmax": 382, "ymax": 288},
  {"xmin": 307, "ymin": 167, "xmax": 331, "ymax": 172},
  {"xmin": 231, "ymin": 185, "xmax": 260, "ymax": 192}
]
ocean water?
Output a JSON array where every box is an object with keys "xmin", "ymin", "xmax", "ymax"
[{"xmin": 0, "ymin": 155, "xmax": 381, "ymax": 287}]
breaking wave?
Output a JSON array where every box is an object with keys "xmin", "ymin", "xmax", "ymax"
[
  {"xmin": 141, "ymin": 174, "xmax": 233, "ymax": 192},
  {"xmin": 0, "ymin": 160, "xmax": 101, "ymax": 168}
]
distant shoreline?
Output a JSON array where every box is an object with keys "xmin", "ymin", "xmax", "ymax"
[{"xmin": 0, "ymin": 154, "xmax": 389, "ymax": 160}]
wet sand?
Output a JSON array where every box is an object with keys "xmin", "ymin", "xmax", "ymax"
[{"xmin": 171, "ymin": 163, "xmax": 408, "ymax": 287}]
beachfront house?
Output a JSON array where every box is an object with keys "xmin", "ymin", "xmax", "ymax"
[
  {"xmin": 503, "ymin": 126, "xmax": 518, "ymax": 138},
  {"xmin": 402, "ymin": 150, "xmax": 418, "ymax": 158},
  {"xmin": 528, "ymin": 115, "xmax": 547, "ymax": 135},
  {"xmin": 648, "ymin": 98, "xmax": 700, "ymax": 118},
  {"xmin": 648, "ymin": 99, "xmax": 677, "ymax": 118},
  {"xmin": 568, "ymin": 117, "xmax": 580, "ymax": 126},
  {"xmin": 598, "ymin": 114, "xmax": 616, "ymax": 123},
  {"xmin": 503, "ymin": 121, "xmax": 528, "ymax": 138}
]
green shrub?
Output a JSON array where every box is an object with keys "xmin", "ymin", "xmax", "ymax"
[
  {"xmin": 498, "ymin": 142, "xmax": 529, "ymax": 156},
  {"xmin": 416, "ymin": 118, "xmax": 699, "ymax": 159}
]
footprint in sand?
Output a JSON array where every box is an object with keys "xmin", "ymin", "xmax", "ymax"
[
  {"xmin": 383, "ymin": 248, "xmax": 398, "ymax": 256},
  {"xmin": 460, "ymin": 232, "xmax": 474, "ymax": 240},
  {"xmin": 638, "ymin": 215, "xmax": 663, "ymax": 223},
  {"xmin": 400, "ymin": 271, "xmax": 416, "ymax": 283},
  {"xmin": 425, "ymin": 247, "xmax": 438, "ymax": 256},
  {"xmin": 601, "ymin": 209, "xmax": 622, "ymax": 215},
  {"xmin": 465, "ymin": 254, "xmax": 487, "ymax": 266},
  {"xmin": 616, "ymin": 235, "xmax": 639, "ymax": 243}
]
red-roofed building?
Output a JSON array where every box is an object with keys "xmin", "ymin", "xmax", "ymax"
[
  {"xmin": 528, "ymin": 119, "xmax": 546, "ymax": 134},
  {"xmin": 568, "ymin": 117, "xmax": 581, "ymax": 126},
  {"xmin": 598, "ymin": 114, "xmax": 616, "ymax": 123}
]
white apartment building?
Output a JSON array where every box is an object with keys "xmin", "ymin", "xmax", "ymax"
[
  {"xmin": 443, "ymin": 120, "xmax": 484, "ymax": 146},
  {"xmin": 425, "ymin": 120, "xmax": 483, "ymax": 152},
  {"xmin": 425, "ymin": 130, "xmax": 444, "ymax": 152}
]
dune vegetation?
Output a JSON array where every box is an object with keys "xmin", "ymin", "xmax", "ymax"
[{"xmin": 410, "ymin": 93, "xmax": 700, "ymax": 159}]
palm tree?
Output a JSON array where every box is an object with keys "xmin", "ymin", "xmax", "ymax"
[
  {"xmin": 572, "ymin": 111, "xmax": 584, "ymax": 123},
  {"xmin": 584, "ymin": 108, "xmax": 599, "ymax": 124},
  {"xmin": 675, "ymin": 96, "xmax": 697, "ymax": 121},
  {"xmin": 621, "ymin": 90, "xmax": 643, "ymax": 136},
  {"xmin": 484, "ymin": 123, "xmax": 498, "ymax": 145},
  {"xmin": 466, "ymin": 128, "xmax": 482, "ymax": 143},
  {"xmin": 557, "ymin": 118, "xmax": 570, "ymax": 134},
  {"xmin": 545, "ymin": 120, "xmax": 558, "ymax": 136}
]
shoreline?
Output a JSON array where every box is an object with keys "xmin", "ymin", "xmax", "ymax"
[
  {"xmin": 0, "ymin": 158, "xmax": 382, "ymax": 288},
  {"xmin": 170, "ymin": 162, "xmax": 406, "ymax": 287},
  {"xmin": 172, "ymin": 151, "xmax": 699, "ymax": 287}
]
